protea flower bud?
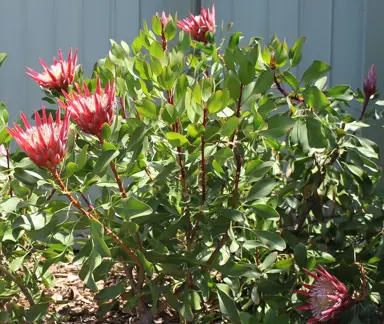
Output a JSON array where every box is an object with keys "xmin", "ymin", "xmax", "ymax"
[
  {"xmin": 26, "ymin": 48, "xmax": 78, "ymax": 92},
  {"xmin": 295, "ymin": 266, "xmax": 352, "ymax": 323},
  {"xmin": 177, "ymin": 4, "xmax": 215, "ymax": 43},
  {"xmin": 7, "ymin": 107, "xmax": 70, "ymax": 171},
  {"xmin": 58, "ymin": 77, "xmax": 116, "ymax": 138},
  {"xmin": 160, "ymin": 11, "xmax": 170, "ymax": 27},
  {"xmin": 363, "ymin": 64, "xmax": 377, "ymax": 100}
]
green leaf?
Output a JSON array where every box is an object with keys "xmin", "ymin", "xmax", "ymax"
[
  {"xmin": 121, "ymin": 41, "xmax": 130, "ymax": 56},
  {"xmin": 254, "ymin": 70, "xmax": 274, "ymax": 94},
  {"xmin": 0, "ymin": 53, "xmax": 7, "ymax": 68},
  {"xmin": 326, "ymin": 85, "xmax": 354, "ymax": 101},
  {"xmin": 91, "ymin": 149, "xmax": 119, "ymax": 176},
  {"xmin": 316, "ymin": 252, "xmax": 336, "ymax": 264},
  {"xmin": 175, "ymin": 74, "xmax": 189, "ymax": 102},
  {"xmin": 254, "ymin": 230, "xmax": 286, "ymax": 251},
  {"xmin": 274, "ymin": 257, "xmax": 294, "ymax": 269},
  {"xmin": 301, "ymin": 60, "xmax": 331, "ymax": 86},
  {"xmin": 135, "ymin": 100, "xmax": 158, "ymax": 118},
  {"xmin": 136, "ymin": 251, "xmax": 154, "ymax": 276},
  {"xmin": 247, "ymin": 178, "xmax": 277, "ymax": 201},
  {"xmin": 162, "ymin": 104, "xmax": 177, "ymax": 124},
  {"xmin": 79, "ymin": 250, "xmax": 102, "ymax": 291},
  {"xmin": 303, "ymin": 86, "xmax": 330, "ymax": 112},
  {"xmin": 77, "ymin": 144, "xmax": 89, "ymax": 170},
  {"xmin": 201, "ymin": 78, "xmax": 213, "ymax": 102},
  {"xmin": 220, "ymin": 116, "xmax": 239, "ymax": 137},
  {"xmin": 238, "ymin": 60, "xmax": 255, "ymax": 85},
  {"xmin": 294, "ymin": 243, "xmax": 307, "ymax": 268},
  {"xmin": 224, "ymin": 70, "xmax": 241, "ymax": 100},
  {"xmin": 260, "ymin": 115, "xmax": 295, "ymax": 138},
  {"xmin": 289, "ymin": 37, "xmax": 305, "ymax": 67},
  {"xmin": 283, "ymin": 71, "xmax": 300, "ymax": 90},
  {"xmin": 148, "ymin": 238, "xmax": 169, "ymax": 254},
  {"xmin": 228, "ymin": 32, "xmax": 243, "ymax": 50},
  {"xmin": 253, "ymin": 204, "xmax": 279, "ymax": 221},
  {"xmin": 343, "ymin": 162, "xmax": 364, "ymax": 179},
  {"xmin": 307, "ymin": 118, "xmax": 327, "ymax": 149},
  {"xmin": 151, "ymin": 15, "xmax": 162, "ymax": 35},
  {"xmin": 9, "ymin": 181, "xmax": 30, "ymax": 198},
  {"xmin": 0, "ymin": 197, "xmax": 22, "ymax": 213},
  {"xmin": 115, "ymin": 197, "xmax": 153, "ymax": 220},
  {"xmin": 0, "ymin": 102, "xmax": 9, "ymax": 124},
  {"xmin": 187, "ymin": 123, "xmax": 205, "ymax": 138},
  {"xmin": 158, "ymin": 66, "xmax": 175, "ymax": 90},
  {"xmin": 207, "ymin": 89, "xmax": 230, "ymax": 114},
  {"xmin": 91, "ymin": 220, "xmax": 111, "ymax": 258},
  {"xmin": 180, "ymin": 290, "xmax": 194, "ymax": 322},
  {"xmin": 258, "ymin": 280, "xmax": 286, "ymax": 294},
  {"xmin": 260, "ymin": 252, "xmax": 277, "ymax": 271},
  {"xmin": 289, "ymin": 119, "xmax": 310, "ymax": 153},
  {"xmin": 166, "ymin": 132, "xmax": 189, "ymax": 147},
  {"xmin": 101, "ymin": 123, "xmax": 111, "ymax": 141},
  {"xmin": 164, "ymin": 19, "xmax": 176, "ymax": 40},
  {"xmin": 97, "ymin": 285, "xmax": 125, "ymax": 300},
  {"xmin": 149, "ymin": 40, "xmax": 163, "ymax": 59},
  {"xmin": 217, "ymin": 284, "xmax": 241, "ymax": 324},
  {"xmin": 25, "ymin": 303, "xmax": 49, "ymax": 323}
]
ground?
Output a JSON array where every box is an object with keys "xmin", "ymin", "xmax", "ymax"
[{"xmin": 16, "ymin": 262, "xmax": 179, "ymax": 324}]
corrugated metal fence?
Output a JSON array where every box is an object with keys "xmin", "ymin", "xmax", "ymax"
[{"xmin": 1, "ymin": 0, "xmax": 383, "ymax": 122}]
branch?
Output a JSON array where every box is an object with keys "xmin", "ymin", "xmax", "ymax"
[
  {"xmin": 51, "ymin": 169, "xmax": 143, "ymax": 270},
  {"xmin": 5, "ymin": 146, "xmax": 12, "ymax": 196},
  {"xmin": 0, "ymin": 264, "xmax": 34, "ymax": 306},
  {"xmin": 273, "ymin": 70, "xmax": 304, "ymax": 103}
]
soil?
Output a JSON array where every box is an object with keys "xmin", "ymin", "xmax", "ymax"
[{"xmin": 16, "ymin": 262, "xmax": 179, "ymax": 324}]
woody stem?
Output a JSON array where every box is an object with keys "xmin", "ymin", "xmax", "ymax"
[{"xmin": 50, "ymin": 169, "xmax": 142, "ymax": 270}]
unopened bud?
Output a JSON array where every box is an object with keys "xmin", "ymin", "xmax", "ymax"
[{"xmin": 363, "ymin": 64, "xmax": 377, "ymax": 99}]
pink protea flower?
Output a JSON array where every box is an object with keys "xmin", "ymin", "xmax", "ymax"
[
  {"xmin": 296, "ymin": 266, "xmax": 352, "ymax": 323},
  {"xmin": 58, "ymin": 77, "xmax": 116, "ymax": 138},
  {"xmin": 363, "ymin": 64, "xmax": 377, "ymax": 100},
  {"xmin": 7, "ymin": 107, "xmax": 70, "ymax": 171},
  {"xmin": 177, "ymin": 4, "xmax": 215, "ymax": 43},
  {"xmin": 26, "ymin": 49, "xmax": 78, "ymax": 92}
]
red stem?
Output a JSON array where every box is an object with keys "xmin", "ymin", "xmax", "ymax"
[
  {"xmin": 119, "ymin": 97, "xmax": 128, "ymax": 119},
  {"xmin": 206, "ymin": 83, "xmax": 244, "ymax": 266},
  {"xmin": 51, "ymin": 169, "xmax": 142, "ymax": 269},
  {"xmin": 359, "ymin": 96, "xmax": 370, "ymax": 121},
  {"xmin": 229, "ymin": 83, "xmax": 244, "ymax": 148},
  {"xmin": 273, "ymin": 70, "xmax": 304, "ymax": 103},
  {"xmin": 161, "ymin": 24, "xmax": 167, "ymax": 51},
  {"xmin": 5, "ymin": 146, "xmax": 12, "ymax": 196},
  {"xmin": 232, "ymin": 155, "xmax": 243, "ymax": 208},
  {"xmin": 167, "ymin": 89, "xmax": 191, "ymax": 241},
  {"xmin": 201, "ymin": 105, "xmax": 208, "ymax": 207},
  {"xmin": 98, "ymin": 135, "xmax": 143, "ymax": 251},
  {"xmin": 80, "ymin": 192, "xmax": 94, "ymax": 210},
  {"xmin": 47, "ymin": 189, "xmax": 56, "ymax": 201}
]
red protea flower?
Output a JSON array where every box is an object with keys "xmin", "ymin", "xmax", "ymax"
[
  {"xmin": 7, "ymin": 107, "xmax": 70, "ymax": 171},
  {"xmin": 363, "ymin": 64, "xmax": 377, "ymax": 100},
  {"xmin": 296, "ymin": 266, "xmax": 352, "ymax": 323},
  {"xmin": 177, "ymin": 4, "xmax": 215, "ymax": 43},
  {"xmin": 26, "ymin": 49, "xmax": 78, "ymax": 92},
  {"xmin": 58, "ymin": 77, "xmax": 116, "ymax": 138}
]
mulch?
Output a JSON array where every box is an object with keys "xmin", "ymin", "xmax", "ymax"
[{"xmin": 15, "ymin": 262, "xmax": 179, "ymax": 324}]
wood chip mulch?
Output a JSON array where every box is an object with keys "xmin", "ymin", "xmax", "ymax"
[{"xmin": 15, "ymin": 262, "xmax": 179, "ymax": 324}]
